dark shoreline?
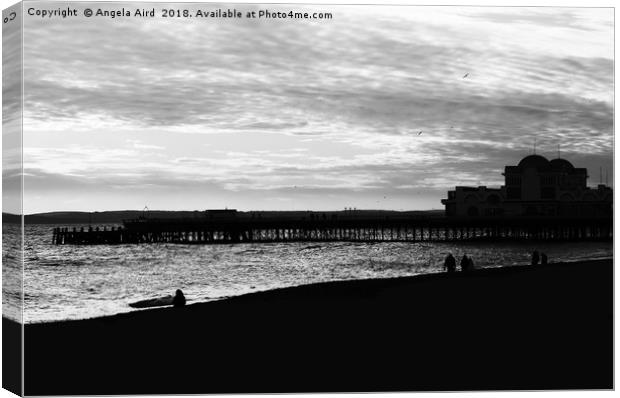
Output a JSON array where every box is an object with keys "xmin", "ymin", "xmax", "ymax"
[
  {"xmin": 21, "ymin": 257, "xmax": 614, "ymax": 326},
  {"xmin": 18, "ymin": 259, "xmax": 613, "ymax": 394}
]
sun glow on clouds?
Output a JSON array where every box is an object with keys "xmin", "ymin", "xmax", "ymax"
[{"xmin": 19, "ymin": 3, "xmax": 613, "ymax": 213}]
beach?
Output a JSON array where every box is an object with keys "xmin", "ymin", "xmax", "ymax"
[{"xmin": 19, "ymin": 259, "xmax": 612, "ymax": 395}]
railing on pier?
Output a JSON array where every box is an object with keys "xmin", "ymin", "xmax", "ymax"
[{"xmin": 52, "ymin": 216, "xmax": 613, "ymax": 245}]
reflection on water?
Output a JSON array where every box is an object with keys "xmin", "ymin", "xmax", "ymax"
[
  {"xmin": 2, "ymin": 223, "xmax": 22, "ymax": 322},
  {"xmin": 11, "ymin": 223, "xmax": 613, "ymax": 323}
]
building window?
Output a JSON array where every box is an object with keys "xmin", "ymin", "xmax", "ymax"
[
  {"xmin": 467, "ymin": 206, "xmax": 479, "ymax": 216},
  {"xmin": 484, "ymin": 208, "xmax": 504, "ymax": 216},
  {"xmin": 541, "ymin": 176, "xmax": 555, "ymax": 185},
  {"xmin": 506, "ymin": 176, "xmax": 522, "ymax": 185}
]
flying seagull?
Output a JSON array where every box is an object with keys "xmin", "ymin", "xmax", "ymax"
[{"xmin": 463, "ymin": 73, "xmax": 469, "ymax": 78}]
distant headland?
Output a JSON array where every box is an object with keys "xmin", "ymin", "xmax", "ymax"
[{"xmin": 3, "ymin": 209, "xmax": 446, "ymax": 225}]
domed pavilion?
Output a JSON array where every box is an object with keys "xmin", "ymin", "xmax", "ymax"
[{"xmin": 441, "ymin": 155, "xmax": 612, "ymax": 218}]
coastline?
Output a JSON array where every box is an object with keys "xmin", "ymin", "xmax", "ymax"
[
  {"xmin": 18, "ymin": 252, "xmax": 614, "ymax": 325},
  {"xmin": 21, "ymin": 258, "xmax": 612, "ymax": 394}
]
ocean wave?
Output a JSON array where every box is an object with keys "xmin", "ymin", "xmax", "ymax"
[{"xmin": 17, "ymin": 225, "xmax": 614, "ymax": 323}]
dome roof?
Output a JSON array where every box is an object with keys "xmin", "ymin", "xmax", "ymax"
[
  {"xmin": 518, "ymin": 155, "xmax": 550, "ymax": 171},
  {"xmin": 549, "ymin": 158, "xmax": 574, "ymax": 171}
]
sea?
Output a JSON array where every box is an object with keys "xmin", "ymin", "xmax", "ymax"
[{"xmin": 2, "ymin": 223, "xmax": 613, "ymax": 324}]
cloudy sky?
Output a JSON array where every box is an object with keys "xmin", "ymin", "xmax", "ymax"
[{"xmin": 8, "ymin": 3, "xmax": 614, "ymax": 213}]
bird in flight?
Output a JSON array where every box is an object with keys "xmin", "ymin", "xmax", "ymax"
[
  {"xmin": 463, "ymin": 73, "xmax": 469, "ymax": 78},
  {"xmin": 417, "ymin": 131, "xmax": 423, "ymax": 135}
]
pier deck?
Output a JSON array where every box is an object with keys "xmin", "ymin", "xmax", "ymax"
[{"xmin": 52, "ymin": 215, "xmax": 612, "ymax": 245}]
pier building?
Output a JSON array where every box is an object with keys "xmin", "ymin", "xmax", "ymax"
[{"xmin": 441, "ymin": 155, "xmax": 613, "ymax": 218}]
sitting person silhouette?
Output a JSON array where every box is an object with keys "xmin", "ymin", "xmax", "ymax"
[{"xmin": 172, "ymin": 289, "xmax": 186, "ymax": 307}]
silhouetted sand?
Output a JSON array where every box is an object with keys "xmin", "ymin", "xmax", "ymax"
[{"xmin": 21, "ymin": 259, "xmax": 612, "ymax": 395}]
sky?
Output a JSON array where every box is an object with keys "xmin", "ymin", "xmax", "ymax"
[{"xmin": 3, "ymin": 2, "xmax": 614, "ymax": 213}]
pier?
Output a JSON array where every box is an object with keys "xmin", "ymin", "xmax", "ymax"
[{"xmin": 52, "ymin": 215, "xmax": 612, "ymax": 245}]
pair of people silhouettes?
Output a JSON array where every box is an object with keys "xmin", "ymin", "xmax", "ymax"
[
  {"xmin": 444, "ymin": 253, "xmax": 473, "ymax": 272},
  {"xmin": 531, "ymin": 250, "xmax": 548, "ymax": 266}
]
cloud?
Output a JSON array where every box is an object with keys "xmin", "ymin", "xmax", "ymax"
[
  {"xmin": 466, "ymin": 8, "xmax": 612, "ymax": 32},
  {"xmin": 19, "ymin": 5, "xmax": 613, "ymax": 212}
]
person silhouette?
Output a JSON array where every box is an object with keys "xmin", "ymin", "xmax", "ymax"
[
  {"xmin": 531, "ymin": 250, "xmax": 540, "ymax": 266},
  {"xmin": 172, "ymin": 289, "xmax": 186, "ymax": 307},
  {"xmin": 468, "ymin": 256, "xmax": 475, "ymax": 271},
  {"xmin": 460, "ymin": 254, "xmax": 469, "ymax": 272},
  {"xmin": 444, "ymin": 253, "xmax": 456, "ymax": 273},
  {"xmin": 541, "ymin": 252, "xmax": 548, "ymax": 265}
]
